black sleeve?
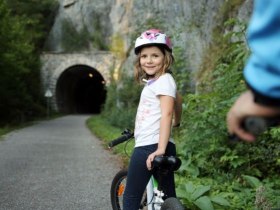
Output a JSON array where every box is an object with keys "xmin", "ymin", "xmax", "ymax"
[{"xmin": 246, "ymin": 82, "xmax": 280, "ymax": 107}]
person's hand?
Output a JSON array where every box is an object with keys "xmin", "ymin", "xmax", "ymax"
[
  {"xmin": 146, "ymin": 149, "xmax": 165, "ymax": 170},
  {"xmin": 227, "ymin": 90, "xmax": 280, "ymax": 142}
]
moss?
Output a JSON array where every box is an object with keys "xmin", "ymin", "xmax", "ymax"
[
  {"xmin": 109, "ymin": 33, "xmax": 126, "ymax": 59},
  {"xmin": 196, "ymin": 0, "xmax": 247, "ymax": 92},
  {"xmin": 61, "ymin": 16, "xmax": 108, "ymax": 52},
  {"xmin": 91, "ymin": 15, "xmax": 108, "ymax": 50},
  {"xmin": 61, "ymin": 19, "xmax": 91, "ymax": 52}
]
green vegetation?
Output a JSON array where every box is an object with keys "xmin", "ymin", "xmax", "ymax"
[
  {"xmin": 5, "ymin": 0, "xmax": 58, "ymax": 50},
  {"xmin": 0, "ymin": 0, "xmax": 58, "ymax": 126},
  {"xmin": 61, "ymin": 13, "xmax": 108, "ymax": 52},
  {"xmin": 91, "ymin": 14, "xmax": 108, "ymax": 50},
  {"xmin": 61, "ymin": 19, "xmax": 92, "ymax": 52},
  {"xmin": 174, "ymin": 18, "xmax": 280, "ymax": 209},
  {"xmin": 102, "ymin": 74, "xmax": 142, "ymax": 129},
  {"xmin": 0, "ymin": 127, "xmax": 13, "ymax": 139},
  {"xmin": 86, "ymin": 115, "xmax": 134, "ymax": 165},
  {"xmin": 110, "ymin": 33, "xmax": 126, "ymax": 60},
  {"xmin": 197, "ymin": 0, "xmax": 246, "ymax": 87}
]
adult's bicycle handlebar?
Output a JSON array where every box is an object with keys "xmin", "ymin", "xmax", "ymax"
[
  {"xmin": 242, "ymin": 116, "xmax": 279, "ymax": 135},
  {"xmin": 108, "ymin": 129, "xmax": 134, "ymax": 148},
  {"xmin": 229, "ymin": 116, "xmax": 280, "ymax": 141}
]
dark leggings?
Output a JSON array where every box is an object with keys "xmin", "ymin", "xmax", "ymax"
[{"xmin": 123, "ymin": 142, "xmax": 176, "ymax": 210}]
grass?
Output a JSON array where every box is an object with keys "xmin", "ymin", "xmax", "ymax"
[
  {"xmin": 0, "ymin": 126, "xmax": 14, "ymax": 139},
  {"xmin": 0, "ymin": 123, "xmax": 36, "ymax": 140},
  {"xmin": 86, "ymin": 115, "xmax": 134, "ymax": 166}
]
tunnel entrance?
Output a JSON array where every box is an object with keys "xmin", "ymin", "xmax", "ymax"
[{"xmin": 56, "ymin": 65, "xmax": 106, "ymax": 114}]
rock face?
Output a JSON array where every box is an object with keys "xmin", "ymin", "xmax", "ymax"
[{"xmin": 45, "ymin": 0, "xmax": 253, "ymax": 76}]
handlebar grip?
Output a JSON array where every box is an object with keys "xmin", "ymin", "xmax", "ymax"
[
  {"xmin": 108, "ymin": 132, "xmax": 134, "ymax": 148},
  {"xmin": 242, "ymin": 116, "xmax": 279, "ymax": 136},
  {"xmin": 229, "ymin": 116, "xmax": 279, "ymax": 141}
]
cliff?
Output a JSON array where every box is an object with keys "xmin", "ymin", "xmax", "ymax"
[{"xmin": 45, "ymin": 0, "xmax": 253, "ymax": 78}]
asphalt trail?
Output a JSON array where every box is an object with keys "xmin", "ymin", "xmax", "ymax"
[{"xmin": 0, "ymin": 115, "xmax": 123, "ymax": 210}]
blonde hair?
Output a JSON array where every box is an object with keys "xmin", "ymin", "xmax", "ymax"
[{"xmin": 134, "ymin": 45, "xmax": 174, "ymax": 83}]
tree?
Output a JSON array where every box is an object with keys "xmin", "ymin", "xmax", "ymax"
[{"xmin": 0, "ymin": 0, "xmax": 57, "ymax": 125}]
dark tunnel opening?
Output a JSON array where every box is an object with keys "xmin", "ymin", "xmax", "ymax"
[{"xmin": 56, "ymin": 65, "xmax": 106, "ymax": 114}]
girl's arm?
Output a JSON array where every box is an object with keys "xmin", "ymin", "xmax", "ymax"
[{"xmin": 146, "ymin": 95, "xmax": 174, "ymax": 170}]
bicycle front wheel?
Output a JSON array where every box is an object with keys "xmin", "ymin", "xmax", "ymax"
[
  {"xmin": 161, "ymin": 197, "xmax": 185, "ymax": 210},
  {"xmin": 111, "ymin": 169, "xmax": 128, "ymax": 210}
]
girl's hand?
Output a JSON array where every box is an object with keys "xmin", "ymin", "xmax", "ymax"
[{"xmin": 146, "ymin": 149, "xmax": 165, "ymax": 170}]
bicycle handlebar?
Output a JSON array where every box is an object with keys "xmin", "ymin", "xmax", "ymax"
[
  {"xmin": 108, "ymin": 129, "xmax": 134, "ymax": 148},
  {"xmin": 229, "ymin": 116, "xmax": 280, "ymax": 141},
  {"xmin": 242, "ymin": 116, "xmax": 279, "ymax": 135}
]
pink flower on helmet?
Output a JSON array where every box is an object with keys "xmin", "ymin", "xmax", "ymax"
[{"xmin": 142, "ymin": 29, "xmax": 161, "ymax": 41}]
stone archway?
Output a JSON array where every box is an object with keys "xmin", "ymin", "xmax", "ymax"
[{"xmin": 40, "ymin": 52, "xmax": 119, "ymax": 113}]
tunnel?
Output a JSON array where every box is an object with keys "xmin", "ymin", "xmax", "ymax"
[{"xmin": 56, "ymin": 65, "xmax": 106, "ymax": 114}]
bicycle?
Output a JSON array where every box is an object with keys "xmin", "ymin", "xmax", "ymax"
[{"xmin": 108, "ymin": 129, "xmax": 185, "ymax": 210}]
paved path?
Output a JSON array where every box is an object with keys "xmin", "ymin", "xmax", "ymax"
[{"xmin": 0, "ymin": 115, "xmax": 123, "ymax": 210}]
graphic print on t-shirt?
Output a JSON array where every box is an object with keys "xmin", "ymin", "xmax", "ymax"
[{"xmin": 135, "ymin": 98, "xmax": 151, "ymax": 131}]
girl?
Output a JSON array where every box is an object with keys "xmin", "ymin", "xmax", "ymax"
[{"xmin": 123, "ymin": 29, "xmax": 182, "ymax": 210}]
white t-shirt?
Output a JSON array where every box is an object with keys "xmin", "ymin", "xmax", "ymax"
[{"xmin": 134, "ymin": 73, "xmax": 176, "ymax": 147}]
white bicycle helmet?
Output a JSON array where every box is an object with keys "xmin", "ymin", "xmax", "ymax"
[{"xmin": 134, "ymin": 29, "xmax": 172, "ymax": 54}]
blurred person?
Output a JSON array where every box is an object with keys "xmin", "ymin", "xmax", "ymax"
[{"xmin": 227, "ymin": 0, "xmax": 280, "ymax": 142}]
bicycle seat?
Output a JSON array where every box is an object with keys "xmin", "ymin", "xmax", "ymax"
[{"xmin": 152, "ymin": 156, "xmax": 181, "ymax": 172}]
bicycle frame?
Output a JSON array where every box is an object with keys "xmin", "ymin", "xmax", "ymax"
[
  {"xmin": 109, "ymin": 131, "xmax": 185, "ymax": 210},
  {"xmin": 146, "ymin": 176, "xmax": 164, "ymax": 210}
]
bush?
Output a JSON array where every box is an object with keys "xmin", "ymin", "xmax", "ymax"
[
  {"xmin": 175, "ymin": 19, "xmax": 280, "ymax": 209},
  {"xmin": 102, "ymin": 74, "xmax": 142, "ymax": 129}
]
